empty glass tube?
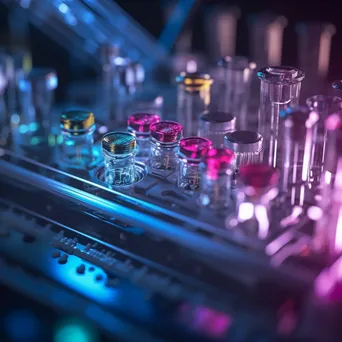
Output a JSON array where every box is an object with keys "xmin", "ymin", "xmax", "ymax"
[
  {"xmin": 258, "ymin": 66, "xmax": 305, "ymax": 167},
  {"xmin": 216, "ymin": 56, "xmax": 256, "ymax": 130},
  {"xmin": 149, "ymin": 121, "xmax": 183, "ymax": 171},
  {"xmin": 60, "ymin": 110, "xmax": 96, "ymax": 167},
  {"xmin": 17, "ymin": 68, "xmax": 58, "ymax": 144},
  {"xmin": 248, "ymin": 13, "xmax": 288, "ymax": 67},
  {"xmin": 231, "ymin": 164, "xmax": 279, "ymax": 239},
  {"xmin": 176, "ymin": 72, "xmax": 213, "ymax": 137},
  {"xmin": 296, "ymin": 22, "xmax": 336, "ymax": 82},
  {"xmin": 198, "ymin": 148, "xmax": 235, "ymax": 209},
  {"xmin": 127, "ymin": 112, "xmax": 160, "ymax": 158},
  {"xmin": 224, "ymin": 130, "xmax": 263, "ymax": 170},
  {"xmin": 198, "ymin": 111, "xmax": 236, "ymax": 147},
  {"xmin": 102, "ymin": 132, "xmax": 137, "ymax": 186},
  {"xmin": 177, "ymin": 137, "xmax": 212, "ymax": 191},
  {"xmin": 306, "ymin": 95, "xmax": 342, "ymax": 185},
  {"xmin": 280, "ymin": 106, "xmax": 319, "ymax": 206}
]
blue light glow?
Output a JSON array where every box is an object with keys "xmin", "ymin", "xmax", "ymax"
[
  {"xmin": 52, "ymin": 254, "xmax": 117, "ymax": 303},
  {"xmin": 28, "ymin": 122, "xmax": 38, "ymax": 132},
  {"xmin": 58, "ymin": 3, "xmax": 69, "ymax": 14},
  {"xmin": 54, "ymin": 323, "xmax": 92, "ymax": 342},
  {"xmin": 18, "ymin": 125, "xmax": 28, "ymax": 134},
  {"xmin": 11, "ymin": 114, "xmax": 20, "ymax": 125}
]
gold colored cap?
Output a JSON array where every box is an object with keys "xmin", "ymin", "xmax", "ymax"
[
  {"xmin": 102, "ymin": 132, "xmax": 137, "ymax": 155},
  {"xmin": 176, "ymin": 72, "xmax": 213, "ymax": 92},
  {"xmin": 60, "ymin": 110, "xmax": 95, "ymax": 133}
]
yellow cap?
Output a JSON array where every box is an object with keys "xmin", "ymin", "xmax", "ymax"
[
  {"xmin": 176, "ymin": 72, "xmax": 213, "ymax": 92},
  {"xmin": 60, "ymin": 110, "xmax": 95, "ymax": 133}
]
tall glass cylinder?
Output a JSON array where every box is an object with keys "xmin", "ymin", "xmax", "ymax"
[
  {"xmin": 231, "ymin": 164, "xmax": 279, "ymax": 240},
  {"xmin": 198, "ymin": 148, "xmax": 235, "ymax": 209},
  {"xmin": 17, "ymin": 68, "xmax": 58, "ymax": 145},
  {"xmin": 198, "ymin": 111, "xmax": 236, "ymax": 147},
  {"xmin": 176, "ymin": 72, "xmax": 213, "ymax": 137},
  {"xmin": 306, "ymin": 95, "xmax": 342, "ymax": 185},
  {"xmin": 280, "ymin": 106, "xmax": 319, "ymax": 206},
  {"xmin": 257, "ymin": 66, "xmax": 305, "ymax": 167},
  {"xmin": 216, "ymin": 56, "xmax": 256, "ymax": 130}
]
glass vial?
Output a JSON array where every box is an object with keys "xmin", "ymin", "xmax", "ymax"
[
  {"xmin": 102, "ymin": 132, "xmax": 137, "ymax": 186},
  {"xmin": 177, "ymin": 137, "xmax": 212, "ymax": 191},
  {"xmin": 176, "ymin": 72, "xmax": 213, "ymax": 137},
  {"xmin": 60, "ymin": 110, "xmax": 96, "ymax": 167},
  {"xmin": 224, "ymin": 130, "xmax": 263, "ymax": 170},
  {"xmin": 216, "ymin": 56, "xmax": 256, "ymax": 130},
  {"xmin": 280, "ymin": 106, "xmax": 319, "ymax": 206},
  {"xmin": 17, "ymin": 68, "xmax": 58, "ymax": 143},
  {"xmin": 127, "ymin": 112, "xmax": 160, "ymax": 158},
  {"xmin": 149, "ymin": 121, "xmax": 183, "ymax": 171},
  {"xmin": 231, "ymin": 164, "xmax": 279, "ymax": 240},
  {"xmin": 257, "ymin": 66, "xmax": 305, "ymax": 167},
  {"xmin": 198, "ymin": 111, "xmax": 236, "ymax": 147},
  {"xmin": 306, "ymin": 95, "xmax": 342, "ymax": 185},
  {"xmin": 198, "ymin": 148, "xmax": 235, "ymax": 209}
]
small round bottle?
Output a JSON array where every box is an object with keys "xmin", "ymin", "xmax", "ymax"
[
  {"xmin": 127, "ymin": 112, "xmax": 160, "ymax": 158},
  {"xmin": 198, "ymin": 148, "xmax": 235, "ymax": 209},
  {"xmin": 177, "ymin": 137, "xmax": 212, "ymax": 190},
  {"xmin": 224, "ymin": 130, "xmax": 263, "ymax": 169},
  {"xmin": 149, "ymin": 121, "xmax": 183, "ymax": 171},
  {"xmin": 102, "ymin": 132, "xmax": 137, "ymax": 186},
  {"xmin": 198, "ymin": 111, "xmax": 236, "ymax": 147},
  {"xmin": 60, "ymin": 110, "xmax": 96, "ymax": 167}
]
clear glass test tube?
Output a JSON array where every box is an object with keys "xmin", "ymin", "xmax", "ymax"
[
  {"xmin": 149, "ymin": 121, "xmax": 183, "ymax": 171},
  {"xmin": 18, "ymin": 68, "xmax": 58, "ymax": 133},
  {"xmin": 177, "ymin": 137, "xmax": 212, "ymax": 191},
  {"xmin": 280, "ymin": 106, "xmax": 319, "ymax": 206},
  {"xmin": 127, "ymin": 112, "xmax": 160, "ymax": 158},
  {"xmin": 102, "ymin": 132, "xmax": 137, "ymax": 186},
  {"xmin": 224, "ymin": 130, "xmax": 264, "ymax": 175},
  {"xmin": 198, "ymin": 111, "xmax": 236, "ymax": 147},
  {"xmin": 198, "ymin": 148, "xmax": 235, "ymax": 209},
  {"xmin": 248, "ymin": 13, "xmax": 288, "ymax": 67},
  {"xmin": 176, "ymin": 72, "xmax": 213, "ymax": 137},
  {"xmin": 216, "ymin": 56, "xmax": 256, "ymax": 130},
  {"xmin": 0, "ymin": 66, "xmax": 7, "ymax": 129},
  {"xmin": 230, "ymin": 164, "xmax": 279, "ymax": 240},
  {"xmin": 296, "ymin": 22, "xmax": 336, "ymax": 82},
  {"xmin": 257, "ymin": 66, "xmax": 305, "ymax": 167},
  {"xmin": 306, "ymin": 95, "xmax": 342, "ymax": 185},
  {"xmin": 60, "ymin": 110, "xmax": 96, "ymax": 167}
]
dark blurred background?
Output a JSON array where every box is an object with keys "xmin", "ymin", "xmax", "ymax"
[{"xmin": 0, "ymin": 0, "xmax": 340, "ymax": 100}]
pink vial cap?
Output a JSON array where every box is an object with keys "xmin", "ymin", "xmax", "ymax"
[
  {"xmin": 127, "ymin": 112, "xmax": 160, "ymax": 134},
  {"xmin": 202, "ymin": 148, "xmax": 235, "ymax": 180},
  {"xmin": 239, "ymin": 164, "xmax": 279, "ymax": 189},
  {"xmin": 150, "ymin": 120, "xmax": 183, "ymax": 143},
  {"xmin": 179, "ymin": 137, "xmax": 212, "ymax": 160}
]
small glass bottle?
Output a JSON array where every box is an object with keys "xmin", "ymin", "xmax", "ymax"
[
  {"xmin": 102, "ymin": 132, "xmax": 137, "ymax": 186},
  {"xmin": 280, "ymin": 106, "xmax": 319, "ymax": 206},
  {"xmin": 60, "ymin": 110, "xmax": 96, "ymax": 167},
  {"xmin": 149, "ymin": 121, "xmax": 183, "ymax": 171},
  {"xmin": 198, "ymin": 111, "xmax": 236, "ymax": 147},
  {"xmin": 224, "ymin": 130, "xmax": 263, "ymax": 170},
  {"xmin": 17, "ymin": 68, "xmax": 58, "ymax": 145},
  {"xmin": 127, "ymin": 112, "xmax": 160, "ymax": 158},
  {"xmin": 230, "ymin": 164, "xmax": 279, "ymax": 240},
  {"xmin": 216, "ymin": 56, "xmax": 256, "ymax": 130},
  {"xmin": 177, "ymin": 137, "xmax": 212, "ymax": 191},
  {"xmin": 258, "ymin": 66, "xmax": 305, "ymax": 167},
  {"xmin": 176, "ymin": 72, "xmax": 213, "ymax": 137},
  {"xmin": 306, "ymin": 95, "xmax": 342, "ymax": 185},
  {"xmin": 198, "ymin": 148, "xmax": 235, "ymax": 209}
]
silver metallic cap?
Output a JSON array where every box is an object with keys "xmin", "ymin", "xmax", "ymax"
[
  {"xmin": 199, "ymin": 111, "xmax": 236, "ymax": 133},
  {"xmin": 224, "ymin": 130, "xmax": 263, "ymax": 153}
]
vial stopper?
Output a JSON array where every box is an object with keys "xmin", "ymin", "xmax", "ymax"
[
  {"xmin": 199, "ymin": 112, "xmax": 236, "ymax": 133},
  {"xmin": 179, "ymin": 137, "xmax": 212, "ymax": 160},
  {"xmin": 60, "ymin": 110, "xmax": 95, "ymax": 133},
  {"xmin": 176, "ymin": 72, "xmax": 213, "ymax": 92},
  {"xmin": 102, "ymin": 132, "xmax": 137, "ymax": 155},
  {"xmin": 150, "ymin": 121, "xmax": 183, "ymax": 143},
  {"xmin": 18, "ymin": 68, "xmax": 58, "ymax": 91},
  {"xmin": 224, "ymin": 130, "xmax": 263, "ymax": 153},
  {"xmin": 127, "ymin": 112, "xmax": 160, "ymax": 136},
  {"xmin": 202, "ymin": 148, "xmax": 235, "ymax": 180}
]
